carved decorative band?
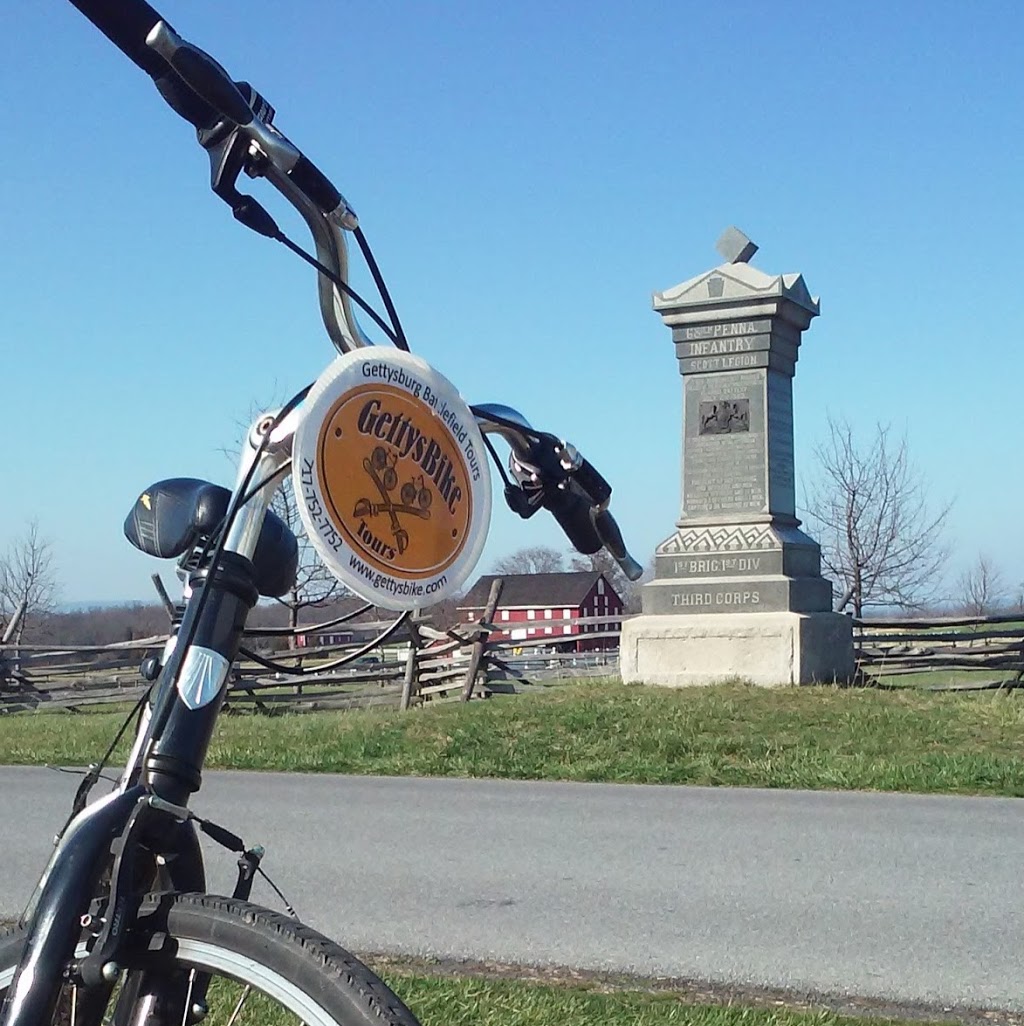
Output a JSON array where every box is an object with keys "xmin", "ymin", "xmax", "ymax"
[{"xmin": 657, "ymin": 525, "xmax": 779, "ymax": 554}]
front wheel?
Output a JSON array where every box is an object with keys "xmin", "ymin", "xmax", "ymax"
[{"xmin": 0, "ymin": 892, "xmax": 422, "ymax": 1026}]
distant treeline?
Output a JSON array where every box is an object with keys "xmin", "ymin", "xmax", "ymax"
[
  {"xmin": 31, "ymin": 603, "xmax": 170, "ymax": 648},
  {"xmin": 28, "ymin": 592, "xmax": 461, "ymax": 650}
]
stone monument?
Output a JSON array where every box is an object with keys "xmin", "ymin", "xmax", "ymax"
[{"xmin": 620, "ymin": 228, "xmax": 853, "ymax": 686}]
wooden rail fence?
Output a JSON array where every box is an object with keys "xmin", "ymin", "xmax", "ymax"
[
  {"xmin": 9, "ymin": 602, "xmax": 1019, "ymax": 707},
  {"xmin": 0, "ymin": 579, "xmax": 625, "ymax": 714},
  {"xmin": 853, "ymin": 613, "xmax": 1024, "ymax": 691}
]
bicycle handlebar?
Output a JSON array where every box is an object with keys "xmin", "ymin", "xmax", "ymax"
[
  {"xmin": 66, "ymin": 1, "xmax": 642, "ymax": 585},
  {"xmin": 473, "ymin": 406, "xmax": 643, "ymax": 582},
  {"xmin": 67, "ymin": 0, "xmax": 169, "ymax": 78},
  {"xmin": 66, "ymin": 0, "xmax": 218, "ymax": 131},
  {"xmin": 69, "ymin": 0, "xmax": 371, "ymax": 357},
  {"xmin": 69, "ymin": 0, "xmax": 354, "ymax": 230},
  {"xmin": 67, "ymin": 0, "xmax": 240, "ymax": 130}
]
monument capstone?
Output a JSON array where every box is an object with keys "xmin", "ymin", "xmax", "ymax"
[{"xmin": 620, "ymin": 229, "xmax": 853, "ymax": 686}]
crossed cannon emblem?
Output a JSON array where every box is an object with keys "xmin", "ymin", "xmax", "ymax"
[{"xmin": 353, "ymin": 446, "xmax": 433, "ymax": 554}]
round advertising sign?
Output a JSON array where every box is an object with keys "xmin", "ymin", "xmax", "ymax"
[{"xmin": 292, "ymin": 348, "xmax": 491, "ymax": 610}]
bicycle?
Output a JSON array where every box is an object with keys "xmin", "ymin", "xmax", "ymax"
[{"xmin": 0, "ymin": 2, "xmax": 642, "ymax": 1023}]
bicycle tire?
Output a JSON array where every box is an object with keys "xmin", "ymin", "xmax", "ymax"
[{"xmin": 0, "ymin": 892, "xmax": 423, "ymax": 1026}]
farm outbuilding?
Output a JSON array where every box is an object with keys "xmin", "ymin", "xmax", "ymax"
[{"xmin": 457, "ymin": 571, "xmax": 622, "ymax": 652}]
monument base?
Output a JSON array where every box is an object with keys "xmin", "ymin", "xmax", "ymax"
[{"xmin": 620, "ymin": 611, "xmax": 853, "ymax": 687}]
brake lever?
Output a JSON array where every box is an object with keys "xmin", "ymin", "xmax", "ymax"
[
  {"xmin": 147, "ymin": 20, "xmax": 359, "ymax": 234},
  {"xmin": 512, "ymin": 435, "xmax": 642, "ymax": 579},
  {"xmin": 147, "ymin": 21, "xmax": 254, "ymax": 126},
  {"xmin": 503, "ymin": 483, "xmax": 539, "ymax": 519}
]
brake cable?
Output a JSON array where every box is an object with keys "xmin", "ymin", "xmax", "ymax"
[
  {"xmin": 243, "ymin": 604, "xmax": 375, "ymax": 638},
  {"xmin": 483, "ymin": 436, "xmax": 512, "ymax": 488},
  {"xmin": 222, "ymin": 186, "xmax": 410, "ymax": 351},
  {"xmin": 273, "ymin": 227, "xmax": 409, "ymax": 351},
  {"xmin": 52, "ymin": 686, "xmax": 154, "ymax": 835},
  {"xmin": 237, "ymin": 609, "xmax": 410, "ymax": 677},
  {"xmin": 353, "ymin": 225, "xmax": 408, "ymax": 351}
]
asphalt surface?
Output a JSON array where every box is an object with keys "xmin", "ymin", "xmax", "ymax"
[{"xmin": 0, "ymin": 767, "xmax": 1021, "ymax": 1013}]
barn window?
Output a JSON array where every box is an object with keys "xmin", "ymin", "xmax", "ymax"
[
  {"xmin": 501, "ymin": 610, "xmax": 509, "ymax": 621},
  {"xmin": 527, "ymin": 609, "xmax": 535, "ymax": 620},
  {"xmin": 544, "ymin": 608, "xmax": 552, "ymax": 619},
  {"xmin": 597, "ymin": 578, "xmax": 605, "ymax": 595}
]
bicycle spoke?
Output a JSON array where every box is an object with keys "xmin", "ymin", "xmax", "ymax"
[
  {"xmin": 180, "ymin": 968, "xmax": 196, "ymax": 1026},
  {"xmin": 225, "ymin": 983, "xmax": 251, "ymax": 1026}
]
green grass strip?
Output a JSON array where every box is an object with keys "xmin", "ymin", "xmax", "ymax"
[
  {"xmin": 2, "ymin": 681, "xmax": 1024, "ymax": 796},
  {"xmin": 384, "ymin": 973, "xmax": 953, "ymax": 1026}
]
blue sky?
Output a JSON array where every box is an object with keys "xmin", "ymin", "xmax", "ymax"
[{"xmin": 1, "ymin": 0, "xmax": 1021, "ymax": 606}]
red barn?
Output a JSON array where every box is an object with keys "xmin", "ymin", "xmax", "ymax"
[{"xmin": 457, "ymin": 571, "xmax": 622, "ymax": 652}]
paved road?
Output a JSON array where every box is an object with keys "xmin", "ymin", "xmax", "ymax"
[{"xmin": 1, "ymin": 767, "xmax": 1021, "ymax": 1013}]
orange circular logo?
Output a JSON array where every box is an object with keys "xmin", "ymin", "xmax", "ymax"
[
  {"xmin": 294, "ymin": 350, "xmax": 491, "ymax": 610},
  {"xmin": 316, "ymin": 383, "xmax": 472, "ymax": 579}
]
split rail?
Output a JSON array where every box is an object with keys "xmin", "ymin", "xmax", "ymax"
[
  {"xmin": 853, "ymin": 613, "xmax": 1024, "ymax": 691},
  {"xmin": 0, "ymin": 579, "xmax": 623, "ymax": 714}
]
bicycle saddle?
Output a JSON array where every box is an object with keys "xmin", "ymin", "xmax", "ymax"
[{"xmin": 124, "ymin": 477, "xmax": 298, "ymax": 598}]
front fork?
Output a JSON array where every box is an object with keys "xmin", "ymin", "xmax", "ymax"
[
  {"xmin": 1, "ymin": 787, "xmax": 146, "ymax": 1025},
  {"xmin": 0, "ymin": 558, "xmax": 254, "ymax": 1026}
]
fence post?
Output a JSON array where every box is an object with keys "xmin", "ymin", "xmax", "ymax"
[
  {"xmin": 1, "ymin": 601, "xmax": 26, "ymax": 646},
  {"xmin": 2, "ymin": 599, "xmax": 27, "ymax": 682},
  {"xmin": 400, "ymin": 611, "xmax": 424, "ymax": 711},
  {"xmin": 461, "ymin": 578, "xmax": 503, "ymax": 702}
]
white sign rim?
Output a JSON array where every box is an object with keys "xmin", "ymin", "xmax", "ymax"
[{"xmin": 292, "ymin": 348, "xmax": 491, "ymax": 611}]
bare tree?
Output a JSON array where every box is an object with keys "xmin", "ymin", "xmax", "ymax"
[
  {"xmin": 0, "ymin": 520, "xmax": 59, "ymax": 649},
  {"xmin": 802, "ymin": 417, "xmax": 951, "ymax": 617},
  {"xmin": 491, "ymin": 545, "xmax": 566, "ymax": 575},
  {"xmin": 271, "ymin": 474, "xmax": 348, "ymax": 643},
  {"xmin": 956, "ymin": 555, "xmax": 1006, "ymax": 616}
]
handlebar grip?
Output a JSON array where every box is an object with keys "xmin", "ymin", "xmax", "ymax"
[
  {"xmin": 68, "ymin": 0, "xmax": 222, "ymax": 130},
  {"xmin": 289, "ymin": 156, "xmax": 343, "ymax": 218},
  {"xmin": 544, "ymin": 486, "xmax": 602, "ymax": 555},
  {"xmin": 145, "ymin": 23, "xmax": 254, "ymax": 127},
  {"xmin": 152, "ymin": 75, "xmax": 220, "ymax": 131},
  {"xmin": 162, "ymin": 44, "xmax": 254, "ymax": 126}
]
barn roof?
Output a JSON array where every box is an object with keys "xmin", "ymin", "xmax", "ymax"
[{"xmin": 458, "ymin": 571, "xmax": 612, "ymax": 609}]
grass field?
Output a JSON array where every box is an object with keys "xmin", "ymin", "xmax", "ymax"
[
  {"xmin": 2, "ymin": 680, "xmax": 1023, "ymax": 796},
  {"xmin": 381, "ymin": 973, "xmax": 955, "ymax": 1026}
]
